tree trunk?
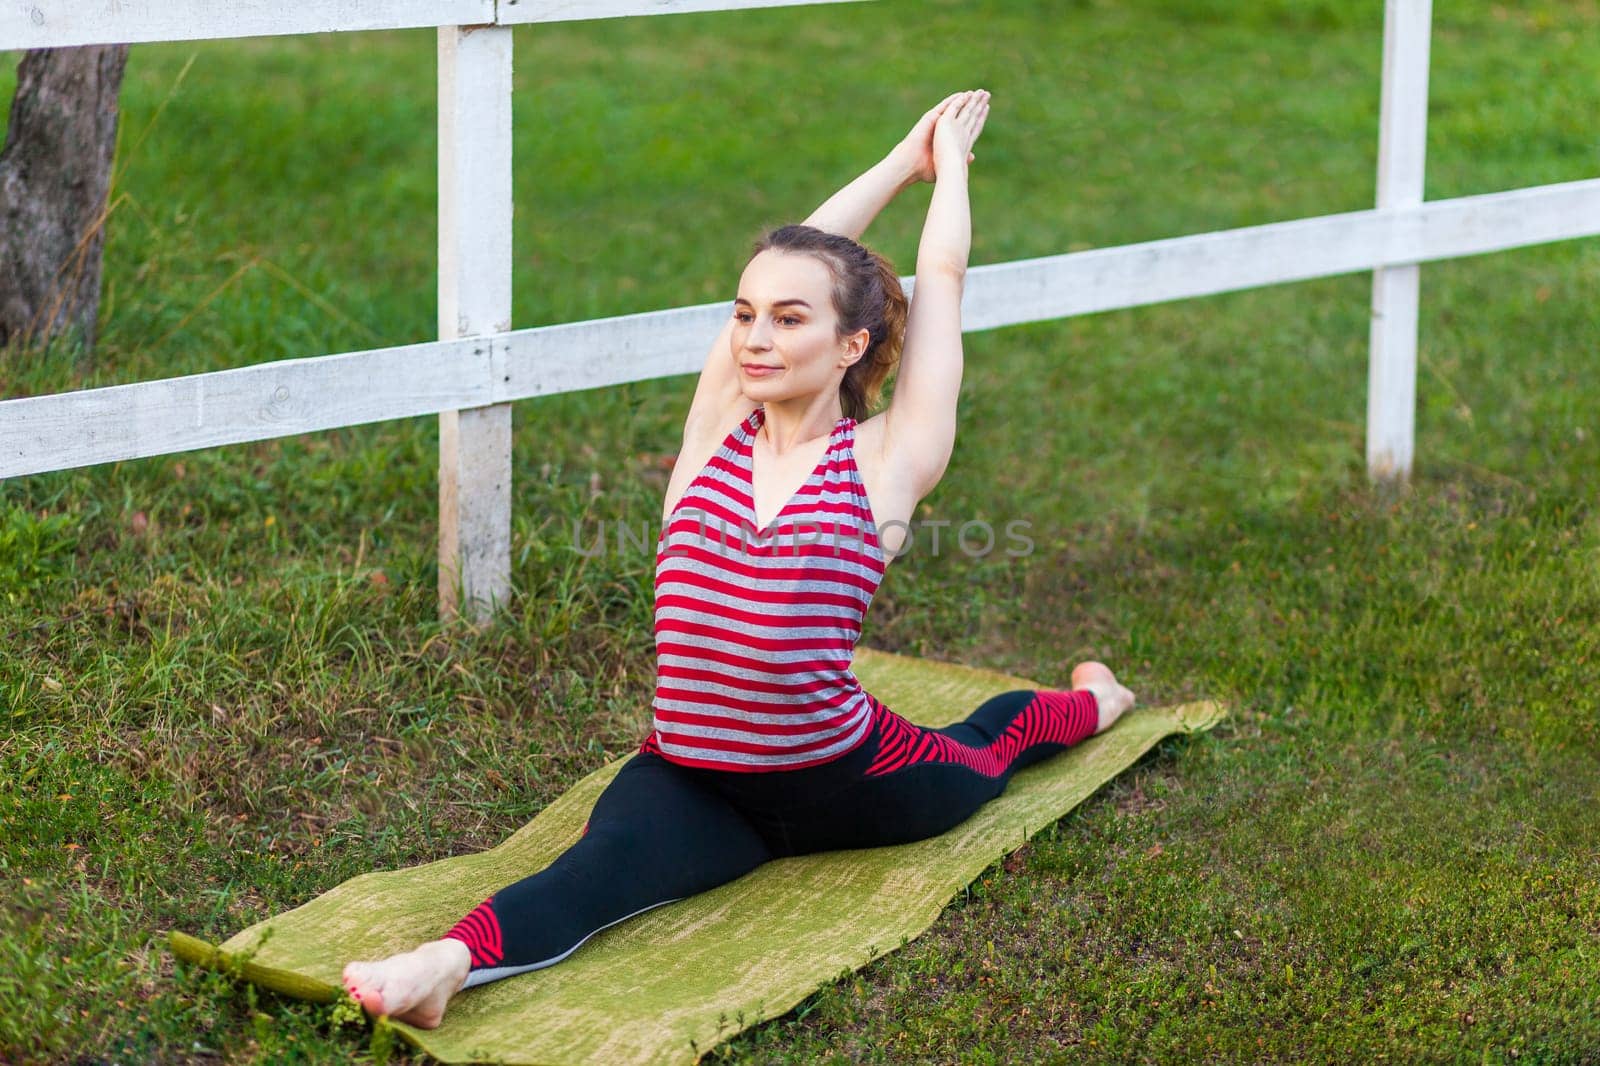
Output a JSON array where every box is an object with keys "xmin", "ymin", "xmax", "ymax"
[{"xmin": 0, "ymin": 44, "xmax": 130, "ymax": 354}]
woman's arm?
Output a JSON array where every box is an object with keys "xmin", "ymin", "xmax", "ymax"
[
  {"xmin": 913, "ymin": 90, "xmax": 986, "ymax": 276},
  {"xmin": 803, "ymin": 92, "xmax": 965, "ymax": 239},
  {"xmin": 914, "ymin": 156, "xmax": 973, "ymax": 278},
  {"xmin": 802, "ymin": 156, "xmax": 918, "ymax": 240},
  {"xmin": 882, "ymin": 90, "xmax": 990, "ymax": 498}
]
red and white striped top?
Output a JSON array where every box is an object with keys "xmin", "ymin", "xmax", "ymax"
[{"xmin": 640, "ymin": 404, "xmax": 889, "ymax": 772}]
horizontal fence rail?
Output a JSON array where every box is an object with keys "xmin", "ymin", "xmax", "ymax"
[
  {"xmin": 0, "ymin": 338, "xmax": 493, "ymax": 476},
  {"xmin": 0, "ymin": 0, "xmax": 866, "ymax": 49},
  {"xmin": 958, "ymin": 178, "xmax": 1600, "ymax": 330},
  {"xmin": 4, "ymin": 178, "xmax": 1597, "ymax": 481}
]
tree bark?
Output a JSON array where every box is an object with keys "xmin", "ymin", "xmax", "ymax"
[{"xmin": 0, "ymin": 44, "xmax": 130, "ymax": 354}]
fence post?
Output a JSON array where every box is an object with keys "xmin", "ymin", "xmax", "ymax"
[
  {"xmin": 438, "ymin": 24, "xmax": 513, "ymax": 623},
  {"xmin": 1366, "ymin": 0, "xmax": 1432, "ymax": 483}
]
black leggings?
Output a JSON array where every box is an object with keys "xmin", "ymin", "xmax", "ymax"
[{"xmin": 443, "ymin": 688, "xmax": 1098, "ymax": 987}]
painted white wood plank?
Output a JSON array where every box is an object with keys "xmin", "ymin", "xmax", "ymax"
[
  {"xmin": 499, "ymin": 303, "xmax": 730, "ymax": 402},
  {"xmin": 949, "ymin": 179, "xmax": 1600, "ymax": 335},
  {"xmin": 2, "ymin": 0, "xmax": 867, "ymax": 47},
  {"xmin": 437, "ymin": 24, "xmax": 514, "ymax": 624},
  {"xmin": 439, "ymin": 404, "xmax": 511, "ymax": 620},
  {"xmin": 497, "ymin": 0, "xmax": 869, "ymax": 25},
  {"xmin": 1385, "ymin": 179, "xmax": 1600, "ymax": 261},
  {"xmin": 1375, "ymin": 0, "xmax": 1432, "ymax": 209},
  {"xmin": 1368, "ymin": 264, "xmax": 1420, "ymax": 479},
  {"xmin": 1368, "ymin": 0, "xmax": 1433, "ymax": 482},
  {"xmin": 2, "ymin": 0, "xmax": 493, "ymax": 50},
  {"xmin": 3, "ymin": 180, "xmax": 1595, "ymax": 482},
  {"xmin": 0, "ymin": 338, "xmax": 488, "ymax": 479}
]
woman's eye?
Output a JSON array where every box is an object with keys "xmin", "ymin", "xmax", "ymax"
[{"xmin": 732, "ymin": 311, "xmax": 799, "ymax": 325}]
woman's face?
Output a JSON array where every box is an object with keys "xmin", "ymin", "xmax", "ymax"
[{"xmin": 731, "ymin": 250, "xmax": 861, "ymax": 403}]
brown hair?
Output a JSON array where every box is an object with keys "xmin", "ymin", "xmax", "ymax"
[{"xmin": 749, "ymin": 224, "xmax": 908, "ymax": 422}]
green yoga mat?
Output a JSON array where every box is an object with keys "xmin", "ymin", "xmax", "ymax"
[{"xmin": 169, "ymin": 647, "xmax": 1224, "ymax": 1065}]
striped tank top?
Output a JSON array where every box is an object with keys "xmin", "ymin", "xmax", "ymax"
[{"xmin": 641, "ymin": 403, "xmax": 889, "ymax": 772}]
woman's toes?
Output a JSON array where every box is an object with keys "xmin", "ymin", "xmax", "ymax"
[
  {"xmin": 343, "ymin": 961, "xmax": 388, "ymax": 1016},
  {"xmin": 338, "ymin": 943, "xmax": 468, "ymax": 1029}
]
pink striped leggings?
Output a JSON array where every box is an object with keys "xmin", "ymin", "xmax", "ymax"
[{"xmin": 443, "ymin": 688, "xmax": 1099, "ymax": 988}]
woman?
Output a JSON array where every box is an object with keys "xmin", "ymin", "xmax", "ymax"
[{"xmin": 343, "ymin": 89, "xmax": 1135, "ymax": 1028}]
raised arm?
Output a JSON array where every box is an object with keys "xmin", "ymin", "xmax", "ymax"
[
  {"xmin": 681, "ymin": 96, "xmax": 965, "ymax": 438},
  {"xmin": 803, "ymin": 92, "xmax": 966, "ymax": 238},
  {"xmin": 800, "ymin": 157, "xmax": 916, "ymax": 240},
  {"xmin": 883, "ymin": 89, "xmax": 990, "ymax": 499}
]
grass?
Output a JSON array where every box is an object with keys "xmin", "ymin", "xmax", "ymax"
[{"xmin": 2, "ymin": 0, "xmax": 1598, "ymax": 1061}]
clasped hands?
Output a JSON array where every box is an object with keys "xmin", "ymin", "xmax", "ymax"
[{"xmin": 885, "ymin": 89, "xmax": 992, "ymax": 186}]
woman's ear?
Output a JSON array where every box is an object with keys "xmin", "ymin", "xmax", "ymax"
[{"xmin": 842, "ymin": 327, "xmax": 871, "ymax": 366}]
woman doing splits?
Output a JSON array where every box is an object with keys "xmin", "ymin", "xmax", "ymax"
[{"xmin": 344, "ymin": 89, "xmax": 1135, "ymax": 1028}]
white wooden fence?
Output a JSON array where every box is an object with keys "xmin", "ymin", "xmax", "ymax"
[{"xmin": 2, "ymin": 0, "xmax": 1597, "ymax": 622}]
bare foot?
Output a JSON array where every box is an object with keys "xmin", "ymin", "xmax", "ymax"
[
  {"xmin": 1070, "ymin": 661, "xmax": 1136, "ymax": 734},
  {"xmin": 342, "ymin": 938, "xmax": 472, "ymax": 1029}
]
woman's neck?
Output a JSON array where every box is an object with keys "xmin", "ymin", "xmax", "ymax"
[{"xmin": 757, "ymin": 399, "xmax": 844, "ymax": 456}]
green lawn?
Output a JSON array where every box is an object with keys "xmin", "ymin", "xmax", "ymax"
[{"xmin": 3, "ymin": 0, "xmax": 1598, "ymax": 1061}]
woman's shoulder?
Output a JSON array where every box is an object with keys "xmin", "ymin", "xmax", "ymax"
[{"xmin": 661, "ymin": 400, "xmax": 761, "ymax": 524}]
